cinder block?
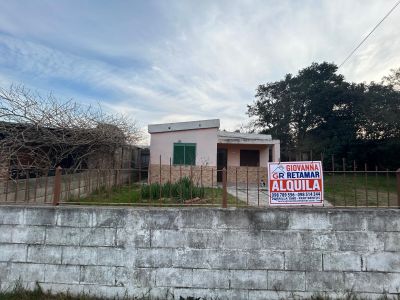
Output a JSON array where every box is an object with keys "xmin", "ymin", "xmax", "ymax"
[
  {"xmin": 0, "ymin": 207, "xmax": 24, "ymax": 225},
  {"xmin": 144, "ymin": 210, "xmax": 181, "ymax": 230},
  {"xmin": 289, "ymin": 211, "xmax": 331, "ymax": 230},
  {"xmin": 285, "ymin": 251, "xmax": 322, "ymax": 271},
  {"xmin": 135, "ymin": 248, "xmax": 174, "ymax": 268},
  {"xmin": 230, "ymin": 270, "xmax": 268, "ymax": 289},
  {"xmin": 0, "ymin": 262, "xmax": 10, "ymax": 281},
  {"xmin": 156, "ymin": 268, "xmax": 193, "ymax": 287},
  {"xmin": 173, "ymin": 249, "xmax": 212, "ymax": 269},
  {"xmin": 12, "ymin": 226, "xmax": 45, "ymax": 244},
  {"xmin": 186, "ymin": 229, "xmax": 223, "ymax": 249},
  {"xmin": 329, "ymin": 211, "xmax": 365, "ymax": 231},
  {"xmin": 192, "ymin": 269, "xmax": 230, "ymax": 289},
  {"xmin": 344, "ymin": 272, "xmax": 390, "ymax": 293},
  {"xmin": 80, "ymin": 227, "xmax": 115, "ymax": 247},
  {"xmin": 268, "ymin": 271, "xmax": 305, "ymax": 291},
  {"xmin": 45, "ymin": 227, "xmax": 80, "ymax": 245},
  {"xmin": 180, "ymin": 209, "xmax": 216, "ymax": 229},
  {"xmin": 175, "ymin": 288, "xmax": 249, "ymax": 300},
  {"xmin": 27, "ymin": 245, "xmax": 62, "ymax": 264},
  {"xmin": 9, "ymin": 262, "xmax": 45, "ymax": 282},
  {"xmin": 222, "ymin": 230, "xmax": 261, "ymax": 249},
  {"xmin": 116, "ymin": 267, "xmax": 156, "ymax": 287},
  {"xmin": 24, "ymin": 207, "xmax": 56, "ymax": 225},
  {"xmin": 0, "ymin": 244, "xmax": 27, "ymax": 262},
  {"xmin": 116, "ymin": 228, "xmax": 150, "ymax": 248},
  {"xmin": 323, "ymin": 252, "xmax": 361, "ymax": 271},
  {"xmin": 262, "ymin": 231, "xmax": 301, "ymax": 250},
  {"xmin": 92, "ymin": 208, "xmax": 127, "ymax": 228},
  {"xmin": 215, "ymin": 209, "xmax": 251, "ymax": 229},
  {"xmin": 299, "ymin": 231, "xmax": 338, "ymax": 251},
  {"xmin": 336, "ymin": 232, "xmax": 382, "ymax": 252},
  {"xmin": 96, "ymin": 247, "xmax": 125, "ymax": 267},
  {"xmin": 174, "ymin": 249, "xmax": 248, "ymax": 269},
  {"xmin": 248, "ymin": 210, "xmax": 289, "ymax": 231},
  {"xmin": 61, "ymin": 246, "xmax": 97, "ymax": 265},
  {"xmin": 249, "ymin": 290, "xmax": 315, "ymax": 300},
  {"xmin": 44, "ymin": 264, "xmax": 80, "ymax": 284},
  {"xmin": 366, "ymin": 252, "xmax": 400, "ymax": 272},
  {"xmin": 384, "ymin": 213, "xmax": 400, "ymax": 232},
  {"xmin": 80, "ymin": 265, "xmax": 116, "ymax": 285},
  {"xmin": 151, "ymin": 230, "xmax": 186, "ymax": 248},
  {"xmin": 56, "ymin": 209, "xmax": 92, "ymax": 227},
  {"xmin": 306, "ymin": 271, "xmax": 345, "ymax": 292},
  {"xmin": 384, "ymin": 232, "xmax": 400, "ymax": 251},
  {"xmin": 247, "ymin": 250, "xmax": 284, "ymax": 270},
  {"xmin": 0, "ymin": 225, "xmax": 13, "ymax": 243}
]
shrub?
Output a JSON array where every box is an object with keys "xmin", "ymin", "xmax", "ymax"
[{"xmin": 140, "ymin": 177, "xmax": 204, "ymax": 201}]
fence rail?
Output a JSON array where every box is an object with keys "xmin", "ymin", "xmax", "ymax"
[{"xmin": 1, "ymin": 162, "xmax": 399, "ymax": 208}]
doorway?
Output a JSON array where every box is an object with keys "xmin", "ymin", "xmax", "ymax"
[{"xmin": 217, "ymin": 148, "xmax": 227, "ymax": 182}]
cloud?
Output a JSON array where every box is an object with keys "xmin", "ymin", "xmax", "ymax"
[{"xmin": 0, "ymin": 0, "xmax": 399, "ymax": 145}]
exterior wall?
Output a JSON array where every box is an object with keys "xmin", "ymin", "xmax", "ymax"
[
  {"xmin": 218, "ymin": 144, "xmax": 269, "ymax": 167},
  {"xmin": 150, "ymin": 128, "xmax": 218, "ymax": 166},
  {"xmin": 1, "ymin": 206, "xmax": 400, "ymax": 299},
  {"xmin": 227, "ymin": 166, "xmax": 267, "ymax": 185},
  {"xmin": 149, "ymin": 165, "xmax": 217, "ymax": 187}
]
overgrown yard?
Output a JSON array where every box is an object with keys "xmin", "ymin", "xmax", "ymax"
[
  {"xmin": 324, "ymin": 173, "xmax": 398, "ymax": 207},
  {"xmin": 68, "ymin": 177, "xmax": 241, "ymax": 206}
]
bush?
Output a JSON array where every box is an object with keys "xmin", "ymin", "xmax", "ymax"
[{"xmin": 141, "ymin": 177, "xmax": 204, "ymax": 201}]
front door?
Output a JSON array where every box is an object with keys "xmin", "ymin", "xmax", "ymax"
[{"xmin": 217, "ymin": 148, "xmax": 227, "ymax": 182}]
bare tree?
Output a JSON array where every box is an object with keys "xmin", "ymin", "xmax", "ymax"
[{"xmin": 0, "ymin": 85, "xmax": 141, "ymax": 173}]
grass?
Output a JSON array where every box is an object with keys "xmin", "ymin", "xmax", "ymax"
[
  {"xmin": 2, "ymin": 282, "xmax": 400, "ymax": 300},
  {"xmin": 324, "ymin": 173, "xmax": 398, "ymax": 207},
  {"xmin": 68, "ymin": 177, "xmax": 241, "ymax": 207}
]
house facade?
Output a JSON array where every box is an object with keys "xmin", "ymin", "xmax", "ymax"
[{"xmin": 148, "ymin": 119, "xmax": 280, "ymax": 185}]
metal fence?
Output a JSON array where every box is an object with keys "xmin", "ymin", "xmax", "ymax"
[{"xmin": 0, "ymin": 160, "xmax": 399, "ymax": 208}]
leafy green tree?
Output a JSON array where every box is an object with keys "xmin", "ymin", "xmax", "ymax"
[{"xmin": 248, "ymin": 62, "xmax": 400, "ymax": 169}]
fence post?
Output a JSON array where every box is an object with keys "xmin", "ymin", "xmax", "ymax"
[
  {"xmin": 222, "ymin": 167, "xmax": 227, "ymax": 208},
  {"xmin": 53, "ymin": 166, "xmax": 62, "ymax": 206},
  {"xmin": 397, "ymin": 168, "xmax": 400, "ymax": 208}
]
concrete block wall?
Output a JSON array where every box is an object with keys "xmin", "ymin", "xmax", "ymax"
[{"xmin": 0, "ymin": 206, "xmax": 400, "ymax": 299}]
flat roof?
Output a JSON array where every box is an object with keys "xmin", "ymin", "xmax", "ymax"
[
  {"xmin": 218, "ymin": 130, "xmax": 278, "ymax": 144},
  {"xmin": 148, "ymin": 119, "xmax": 220, "ymax": 133}
]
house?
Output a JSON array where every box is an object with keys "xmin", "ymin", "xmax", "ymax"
[{"xmin": 148, "ymin": 119, "xmax": 280, "ymax": 185}]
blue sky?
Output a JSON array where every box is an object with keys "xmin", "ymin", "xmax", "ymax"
[{"xmin": 0, "ymin": 0, "xmax": 399, "ymax": 143}]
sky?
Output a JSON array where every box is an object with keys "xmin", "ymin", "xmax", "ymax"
[{"xmin": 0, "ymin": 0, "xmax": 399, "ymax": 144}]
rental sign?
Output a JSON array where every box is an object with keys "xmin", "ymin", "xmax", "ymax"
[{"xmin": 268, "ymin": 161, "xmax": 324, "ymax": 206}]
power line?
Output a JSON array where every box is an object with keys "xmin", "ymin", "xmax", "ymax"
[{"xmin": 338, "ymin": 0, "xmax": 400, "ymax": 69}]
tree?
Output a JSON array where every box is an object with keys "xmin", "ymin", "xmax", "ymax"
[
  {"xmin": 0, "ymin": 85, "xmax": 141, "ymax": 172},
  {"xmin": 248, "ymin": 62, "xmax": 400, "ymax": 168},
  {"xmin": 248, "ymin": 62, "xmax": 353, "ymax": 159}
]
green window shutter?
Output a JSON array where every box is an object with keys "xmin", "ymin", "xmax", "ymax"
[
  {"xmin": 185, "ymin": 144, "xmax": 196, "ymax": 165},
  {"xmin": 173, "ymin": 144, "xmax": 185, "ymax": 165},
  {"xmin": 173, "ymin": 143, "xmax": 196, "ymax": 165}
]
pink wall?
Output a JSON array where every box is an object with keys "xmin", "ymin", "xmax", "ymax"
[
  {"xmin": 150, "ymin": 128, "xmax": 218, "ymax": 166},
  {"xmin": 218, "ymin": 144, "xmax": 269, "ymax": 167}
]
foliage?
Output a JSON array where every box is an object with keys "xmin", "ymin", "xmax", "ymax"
[
  {"xmin": 248, "ymin": 62, "xmax": 400, "ymax": 169},
  {"xmin": 0, "ymin": 85, "xmax": 141, "ymax": 172},
  {"xmin": 141, "ymin": 177, "xmax": 205, "ymax": 200}
]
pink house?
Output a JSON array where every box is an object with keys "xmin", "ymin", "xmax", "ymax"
[{"xmin": 148, "ymin": 119, "xmax": 280, "ymax": 184}]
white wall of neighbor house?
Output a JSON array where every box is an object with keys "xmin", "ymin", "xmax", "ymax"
[{"xmin": 150, "ymin": 128, "xmax": 218, "ymax": 166}]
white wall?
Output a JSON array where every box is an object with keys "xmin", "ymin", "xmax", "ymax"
[{"xmin": 150, "ymin": 128, "xmax": 218, "ymax": 166}]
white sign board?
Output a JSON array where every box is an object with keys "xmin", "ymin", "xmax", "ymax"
[{"xmin": 268, "ymin": 161, "xmax": 324, "ymax": 206}]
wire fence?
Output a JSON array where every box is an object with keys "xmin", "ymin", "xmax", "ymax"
[{"xmin": 0, "ymin": 157, "xmax": 399, "ymax": 208}]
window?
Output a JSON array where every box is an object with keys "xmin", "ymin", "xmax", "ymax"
[
  {"xmin": 240, "ymin": 150, "xmax": 260, "ymax": 167},
  {"xmin": 173, "ymin": 143, "xmax": 196, "ymax": 165}
]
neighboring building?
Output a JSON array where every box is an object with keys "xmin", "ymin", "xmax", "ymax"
[{"xmin": 148, "ymin": 119, "xmax": 280, "ymax": 185}]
